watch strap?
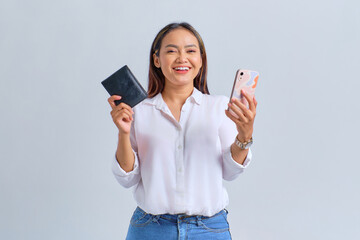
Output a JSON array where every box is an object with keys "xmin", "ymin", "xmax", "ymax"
[{"xmin": 235, "ymin": 136, "xmax": 253, "ymax": 150}]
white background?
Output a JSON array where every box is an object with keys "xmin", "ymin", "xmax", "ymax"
[{"xmin": 1, "ymin": 0, "xmax": 359, "ymax": 239}]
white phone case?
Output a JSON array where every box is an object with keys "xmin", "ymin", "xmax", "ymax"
[{"xmin": 229, "ymin": 69, "xmax": 259, "ymax": 117}]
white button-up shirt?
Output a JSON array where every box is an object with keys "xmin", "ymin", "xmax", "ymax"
[{"xmin": 112, "ymin": 88, "xmax": 252, "ymax": 216}]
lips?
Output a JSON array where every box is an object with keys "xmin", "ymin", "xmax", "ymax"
[{"xmin": 173, "ymin": 66, "xmax": 191, "ymax": 73}]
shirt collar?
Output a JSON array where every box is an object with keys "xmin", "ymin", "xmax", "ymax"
[
  {"xmin": 143, "ymin": 87, "xmax": 203, "ymax": 110},
  {"xmin": 190, "ymin": 87, "xmax": 203, "ymax": 105},
  {"xmin": 143, "ymin": 92, "xmax": 166, "ymax": 111}
]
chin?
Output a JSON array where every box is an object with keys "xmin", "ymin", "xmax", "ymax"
[{"xmin": 174, "ymin": 77, "xmax": 194, "ymax": 85}]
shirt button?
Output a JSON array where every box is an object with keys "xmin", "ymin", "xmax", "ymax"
[
  {"xmin": 178, "ymin": 168, "xmax": 182, "ymax": 173},
  {"xmin": 178, "ymin": 145, "xmax": 182, "ymax": 149}
]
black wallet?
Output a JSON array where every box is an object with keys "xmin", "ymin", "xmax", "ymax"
[{"xmin": 101, "ymin": 65, "xmax": 147, "ymax": 107}]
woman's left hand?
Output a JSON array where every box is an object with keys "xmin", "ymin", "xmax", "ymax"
[{"xmin": 225, "ymin": 90, "xmax": 258, "ymax": 142}]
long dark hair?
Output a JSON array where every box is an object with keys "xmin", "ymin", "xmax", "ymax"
[{"xmin": 148, "ymin": 22, "xmax": 209, "ymax": 98}]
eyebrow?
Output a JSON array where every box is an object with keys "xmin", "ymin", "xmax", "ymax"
[{"xmin": 165, "ymin": 44, "xmax": 198, "ymax": 48}]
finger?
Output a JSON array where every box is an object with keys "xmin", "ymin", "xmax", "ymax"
[
  {"xmin": 225, "ymin": 109, "xmax": 242, "ymax": 124},
  {"xmin": 113, "ymin": 110, "xmax": 133, "ymax": 122},
  {"xmin": 228, "ymin": 102, "xmax": 248, "ymax": 122},
  {"xmin": 230, "ymin": 98, "xmax": 253, "ymax": 119},
  {"xmin": 241, "ymin": 90, "xmax": 256, "ymax": 112},
  {"xmin": 254, "ymin": 96, "xmax": 258, "ymax": 108},
  {"xmin": 121, "ymin": 108, "xmax": 134, "ymax": 121},
  {"xmin": 115, "ymin": 102, "xmax": 134, "ymax": 114},
  {"xmin": 112, "ymin": 107, "xmax": 133, "ymax": 119},
  {"xmin": 108, "ymin": 95, "xmax": 121, "ymax": 110}
]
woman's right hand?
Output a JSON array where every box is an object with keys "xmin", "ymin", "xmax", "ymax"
[{"xmin": 108, "ymin": 95, "xmax": 134, "ymax": 135}]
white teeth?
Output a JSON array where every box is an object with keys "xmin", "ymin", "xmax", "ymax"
[{"xmin": 175, "ymin": 67, "xmax": 189, "ymax": 70}]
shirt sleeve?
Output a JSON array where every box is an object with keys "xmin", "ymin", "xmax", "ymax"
[
  {"xmin": 111, "ymin": 119, "xmax": 141, "ymax": 188},
  {"xmin": 218, "ymin": 96, "xmax": 253, "ymax": 181}
]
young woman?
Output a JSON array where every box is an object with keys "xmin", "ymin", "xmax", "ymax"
[{"xmin": 108, "ymin": 22, "xmax": 257, "ymax": 240}]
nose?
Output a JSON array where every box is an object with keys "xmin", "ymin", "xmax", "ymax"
[{"xmin": 176, "ymin": 51, "xmax": 188, "ymax": 63}]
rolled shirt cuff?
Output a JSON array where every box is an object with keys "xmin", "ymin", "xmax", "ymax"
[
  {"xmin": 111, "ymin": 149, "xmax": 140, "ymax": 188},
  {"xmin": 222, "ymin": 147, "xmax": 252, "ymax": 181}
]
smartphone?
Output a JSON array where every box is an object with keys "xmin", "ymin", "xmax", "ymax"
[{"xmin": 228, "ymin": 69, "xmax": 259, "ymax": 117}]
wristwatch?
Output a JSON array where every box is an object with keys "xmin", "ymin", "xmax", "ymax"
[{"xmin": 234, "ymin": 136, "xmax": 253, "ymax": 150}]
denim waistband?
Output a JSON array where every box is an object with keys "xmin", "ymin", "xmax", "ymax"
[{"xmin": 135, "ymin": 207, "xmax": 227, "ymax": 222}]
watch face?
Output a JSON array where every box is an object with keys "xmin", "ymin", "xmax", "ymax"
[
  {"xmin": 235, "ymin": 137, "xmax": 253, "ymax": 149},
  {"xmin": 244, "ymin": 141, "xmax": 253, "ymax": 149}
]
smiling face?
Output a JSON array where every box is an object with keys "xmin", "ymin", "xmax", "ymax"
[{"xmin": 153, "ymin": 28, "xmax": 202, "ymax": 89}]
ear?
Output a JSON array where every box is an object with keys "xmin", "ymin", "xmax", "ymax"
[{"xmin": 153, "ymin": 53, "xmax": 161, "ymax": 68}]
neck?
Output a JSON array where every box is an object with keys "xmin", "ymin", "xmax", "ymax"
[{"xmin": 162, "ymin": 83, "xmax": 194, "ymax": 105}]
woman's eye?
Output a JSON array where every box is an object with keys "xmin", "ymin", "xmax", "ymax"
[
  {"xmin": 167, "ymin": 50, "xmax": 176, "ymax": 53},
  {"xmin": 187, "ymin": 49, "xmax": 196, "ymax": 53}
]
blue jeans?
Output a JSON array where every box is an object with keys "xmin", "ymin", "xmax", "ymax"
[{"xmin": 126, "ymin": 207, "xmax": 232, "ymax": 240}]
